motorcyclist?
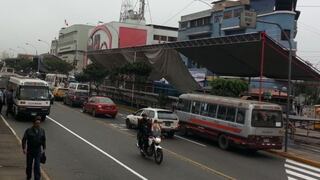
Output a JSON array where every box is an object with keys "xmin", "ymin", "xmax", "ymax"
[{"xmin": 137, "ymin": 113, "xmax": 151, "ymax": 151}]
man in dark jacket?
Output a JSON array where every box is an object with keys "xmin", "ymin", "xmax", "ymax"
[
  {"xmin": 22, "ymin": 116, "xmax": 46, "ymax": 180},
  {"xmin": 137, "ymin": 113, "xmax": 151, "ymax": 151},
  {"xmin": 6, "ymin": 89, "xmax": 13, "ymax": 116}
]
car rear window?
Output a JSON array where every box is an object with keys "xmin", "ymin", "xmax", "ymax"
[
  {"xmin": 75, "ymin": 92, "xmax": 88, "ymax": 96},
  {"xmin": 78, "ymin": 84, "xmax": 89, "ymax": 90},
  {"xmin": 97, "ymin": 97, "xmax": 114, "ymax": 104},
  {"xmin": 157, "ymin": 111, "xmax": 178, "ymax": 120}
]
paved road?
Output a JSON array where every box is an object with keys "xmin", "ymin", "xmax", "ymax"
[{"xmin": 4, "ymin": 102, "xmax": 304, "ymax": 180}]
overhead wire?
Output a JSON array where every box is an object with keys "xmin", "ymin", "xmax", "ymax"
[{"xmin": 161, "ymin": 0, "xmax": 195, "ymax": 25}]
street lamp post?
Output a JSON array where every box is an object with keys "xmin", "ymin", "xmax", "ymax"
[
  {"xmin": 257, "ymin": 20, "xmax": 293, "ymax": 152},
  {"xmin": 38, "ymin": 39, "xmax": 50, "ymax": 54},
  {"xmin": 26, "ymin": 43, "xmax": 39, "ymax": 73}
]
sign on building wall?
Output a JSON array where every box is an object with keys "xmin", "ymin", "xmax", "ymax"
[{"xmin": 240, "ymin": 11, "xmax": 257, "ymax": 28}]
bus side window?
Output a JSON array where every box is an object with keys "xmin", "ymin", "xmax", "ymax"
[
  {"xmin": 191, "ymin": 101, "xmax": 200, "ymax": 114},
  {"xmin": 217, "ymin": 106, "xmax": 227, "ymax": 120},
  {"xmin": 200, "ymin": 103, "xmax": 208, "ymax": 116},
  {"xmin": 180, "ymin": 99, "xmax": 191, "ymax": 112},
  {"xmin": 208, "ymin": 104, "xmax": 217, "ymax": 118},
  {"xmin": 236, "ymin": 109, "xmax": 246, "ymax": 124},
  {"xmin": 226, "ymin": 107, "xmax": 236, "ymax": 122}
]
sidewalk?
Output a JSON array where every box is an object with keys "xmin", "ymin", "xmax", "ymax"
[{"xmin": 0, "ymin": 117, "xmax": 25, "ymax": 180}]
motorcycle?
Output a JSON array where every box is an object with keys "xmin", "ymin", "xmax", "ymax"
[{"xmin": 137, "ymin": 129, "xmax": 163, "ymax": 164}]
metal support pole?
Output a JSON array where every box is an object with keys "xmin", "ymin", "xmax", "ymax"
[
  {"xmin": 259, "ymin": 33, "xmax": 266, "ymax": 102},
  {"xmin": 131, "ymin": 52, "xmax": 137, "ymax": 107},
  {"xmin": 256, "ymin": 20, "xmax": 292, "ymax": 152}
]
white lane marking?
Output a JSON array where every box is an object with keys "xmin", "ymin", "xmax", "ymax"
[
  {"xmin": 1, "ymin": 115, "xmax": 19, "ymax": 138},
  {"xmin": 175, "ymin": 135, "xmax": 207, "ymax": 147},
  {"xmin": 285, "ymin": 164, "xmax": 320, "ymax": 178},
  {"xmin": 286, "ymin": 159, "xmax": 320, "ymax": 173},
  {"xmin": 285, "ymin": 169, "xmax": 318, "ymax": 180},
  {"xmin": 287, "ymin": 177, "xmax": 298, "ymax": 180},
  {"xmin": 47, "ymin": 116, "xmax": 148, "ymax": 180}
]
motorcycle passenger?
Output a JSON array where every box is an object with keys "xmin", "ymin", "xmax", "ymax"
[
  {"xmin": 151, "ymin": 120, "xmax": 161, "ymax": 137},
  {"xmin": 137, "ymin": 113, "xmax": 151, "ymax": 151}
]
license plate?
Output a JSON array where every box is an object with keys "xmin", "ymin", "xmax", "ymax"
[
  {"xmin": 264, "ymin": 139, "xmax": 270, "ymax": 143},
  {"xmin": 31, "ymin": 112, "xmax": 37, "ymax": 116},
  {"xmin": 165, "ymin": 122, "xmax": 171, "ymax": 126}
]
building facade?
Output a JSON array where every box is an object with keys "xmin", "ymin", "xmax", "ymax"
[
  {"xmin": 178, "ymin": 0, "xmax": 299, "ymax": 68},
  {"xmin": 51, "ymin": 24, "xmax": 94, "ymax": 74},
  {"xmin": 87, "ymin": 21, "xmax": 178, "ymax": 65}
]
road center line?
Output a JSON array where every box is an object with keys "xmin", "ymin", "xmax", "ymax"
[
  {"xmin": 175, "ymin": 135, "xmax": 207, "ymax": 147},
  {"xmin": 47, "ymin": 116, "xmax": 148, "ymax": 180}
]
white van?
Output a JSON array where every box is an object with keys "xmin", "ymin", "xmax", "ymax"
[{"xmin": 68, "ymin": 83, "xmax": 90, "ymax": 92}]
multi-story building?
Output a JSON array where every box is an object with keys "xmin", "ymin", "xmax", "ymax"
[
  {"xmin": 178, "ymin": 0, "xmax": 299, "ymax": 68},
  {"xmin": 51, "ymin": 24, "xmax": 94, "ymax": 74},
  {"xmin": 87, "ymin": 21, "xmax": 178, "ymax": 65},
  {"xmin": 50, "ymin": 39, "xmax": 58, "ymax": 55}
]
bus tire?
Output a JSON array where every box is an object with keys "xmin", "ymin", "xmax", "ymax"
[{"xmin": 218, "ymin": 134, "xmax": 230, "ymax": 150}]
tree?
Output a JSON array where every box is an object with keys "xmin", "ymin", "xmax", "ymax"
[
  {"xmin": 210, "ymin": 78, "xmax": 248, "ymax": 97},
  {"xmin": 42, "ymin": 56, "xmax": 73, "ymax": 74},
  {"xmin": 80, "ymin": 63, "xmax": 109, "ymax": 94}
]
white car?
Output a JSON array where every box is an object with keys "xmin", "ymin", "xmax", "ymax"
[{"xmin": 126, "ymin": 108, "xmax": 179, "ymax": 138}]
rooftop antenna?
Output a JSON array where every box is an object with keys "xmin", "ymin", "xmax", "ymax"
[{"xmin": 120, "ymin": 0, "xmax": 146, "ymax": 23}]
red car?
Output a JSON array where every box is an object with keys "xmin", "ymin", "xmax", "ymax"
[{"xmin": 83, "ymin": 96, "xmax": 118, "ymax": 118}]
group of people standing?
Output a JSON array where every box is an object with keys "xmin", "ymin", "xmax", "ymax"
[{"xmin": 0, "ymin": 88, "xmax": 14, "ymax": 116}]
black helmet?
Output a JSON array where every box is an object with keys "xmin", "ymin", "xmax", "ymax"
[{"xmin": 141, "ymin": 113, "xmax": 147, "ymax": 118}]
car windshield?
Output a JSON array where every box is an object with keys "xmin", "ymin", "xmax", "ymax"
[
  {"xmin": 78, "ymin": 84, "xmax": 88, "ymax": 90},
  {"xmin": 19, "ymin": 86, "xmax": 49, "ymax": 100},
  {"xmin": 157, "ymin": 111, "xmax": 178, "ymax": 120},
  {"xmin": 97, "ymin": 97, "xmax": 114, "ymax": 104},
  {"xmin": 251, "ymin": 110, "xmax": 282, "ymax": 128}
]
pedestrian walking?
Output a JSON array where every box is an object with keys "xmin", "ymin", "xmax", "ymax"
[
  {"xmin": 0, "ymin": 89, "xmax": 4, "ymax": 114},
  {"xmin": 6, "ymin": 89, "xmax": 13, "ymax": 116},
  {"xmin": 22, "ymin": 116, "xmax": 46, "ymax": 180}
]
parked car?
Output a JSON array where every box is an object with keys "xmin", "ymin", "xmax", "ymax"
[
  {"xmin": 82, "ymin": 96, "xmax": 118, "ymax": 118},
  {"xmin": 52, "ymin": 87, "xmax": 68, "ymax": 101},
  {"xmin": 126, "ymin": 108, "xmax": 179, "ymax": 138},
  {"xmin": 64, "ymin": 90, "xmax": 89, "ymax": 107}
]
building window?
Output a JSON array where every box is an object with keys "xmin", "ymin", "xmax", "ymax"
[
  {"xmin": 190, "ymin": 19, "xmax": 197, "ymax": 27},
  {"xmin": 160, "ymin": 36, "xmax": 167, "ymax": 41},
  {"xmin": 168, "ymin": 37, "xmax": 177, "ymax": 42},
  {"xmin": 180, "ymin": 21, "xmax": 188, "ymax": 29},
  {"xmin": 224, "ymin": 29, "xmax": 246, "ymax": 36},
  {"xmin": 223, "ymin": 10, "xmax": 233, "ymax": 19},
  {"xmin": 214, "ymin": 15, "xmax": 222, "ymax": 23},
  {"xmin": 233, "ymin": 8, "xmax": 243, "ymax": 17},
  {"xmin": 281, "ymin": 29, "xmax": 291, "ymax": 41},
  {"xmin": 154, "ymin": 35, "xmax": 160, "ymax": 40}
]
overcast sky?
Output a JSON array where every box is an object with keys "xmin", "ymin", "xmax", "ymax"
[{"xmin": 0, "ymin": 0, "xmax": 320, "ymax": 65}]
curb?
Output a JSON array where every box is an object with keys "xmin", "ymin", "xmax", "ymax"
[
  {"xmin": 267, "ymin": 150, "xmax": 320, "ymax": 168},
  {"xmin": 0, "ymin": 115, "xmax": 51, "ymax": 180}
]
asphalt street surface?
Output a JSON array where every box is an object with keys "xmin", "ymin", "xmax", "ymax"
[{"xmin": 4, "ymin": 102, "xmax": 300, "ymax": 180}]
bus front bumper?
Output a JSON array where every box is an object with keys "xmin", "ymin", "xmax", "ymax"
[{"xmin": 18, "ymin": 107, "xmax": 50, "ymax": 116}]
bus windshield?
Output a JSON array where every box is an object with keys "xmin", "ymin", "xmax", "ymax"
[
  {"xmin": 251, "ymin": 110, "xmax": 282, "ymax": 128},
  {"xmin": 19, "ymin": 86, "xmax": 49, "ymax": 100}
]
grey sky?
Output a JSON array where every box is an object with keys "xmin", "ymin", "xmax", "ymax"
[{"xmin": 0, "ymin": 0, "xmax": 319, "ymax": 65}]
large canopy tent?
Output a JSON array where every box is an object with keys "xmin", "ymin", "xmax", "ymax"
[{"xmin": 87, "ymin": 32, "xmax": 320, "ymax": 92}]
